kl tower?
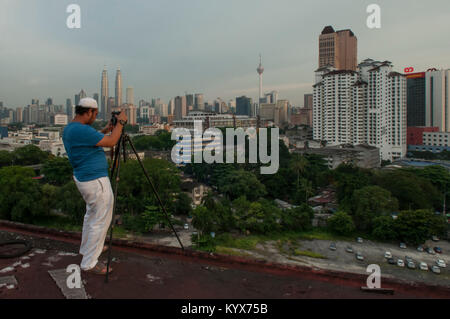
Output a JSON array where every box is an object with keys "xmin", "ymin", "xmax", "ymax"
[{"xmin": 256, "ymin": 54, "xmax": 264, "ymax": 116}]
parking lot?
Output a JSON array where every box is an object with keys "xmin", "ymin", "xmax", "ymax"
[{"xmin": 248, "ymin": 237, "xmax": 450, "ymax": 288}]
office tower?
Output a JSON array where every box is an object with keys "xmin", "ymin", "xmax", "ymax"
[
  {"xmin": 236, "ymin": 96, "xmax": 252, "ymax": 116},
  {"xmin": 115, "ymin": 67, "xmax": 122, "ymax": 108},
  {"xmin": 66, "ymin": 98, "xmax": 72, "ymax": 118},
  {"xmin": 425, "ymin": 69, "xmax": 450, "ymax": 132},
  {"xmin": 101, "ymin": 66, "xmax": 109, "ymax": 120},
  {"xmin": 31, "ymin": 99, "xmax": 39, "ymax": 106},
  {"xmin": 186, "ymin": 94, "xmax": 194, "ymax": 109},
  {"xmin": 46, "ymin": 98, "xmax": 53, "ymax": 106},
  {"xmin": 124, "ymin": 104, "xmax": 137, "ymax": 125},
  {"xmin": 168, "ymin": 99, "xmax": 174, "ymax": 115},
  {"xmin": 107, "ymin": 97, "xmax": 115, "ymax": 119},
  {"xmin": 0, "ymin": 102, "xmax": 3, "ymax": 107},
  {"xmin": 15, "ymin": 107, "xmax": 23, "ymax": 123},
  {"xmin": 313, "ymin": 59, "xmax": 407, "ymax": 161},
  {"xmin": 406, "ymin": 72, "xmax": 426, "ymax": 127},
  {"xmin": 304, "ymin": 94, "xmax": 313, "ymax": 109},
  {"xmin": 93, "ymin": 93, "xmax": 99, "ymax": 106},
  {"xmin": 194, "ymin": 94, "xmax": 204, "ymax": 110},
  {"xmin": 318, "ymin": 26, "xmax": 357, "ymax": 71},
  {"xmin": 74, "ymin": 94, "xmax": 80, "ymax": 106},
  {"xmin": 174, "ymin": 96, "xmax": 187, "ymax": 120},
  {"xmin": 126, "ymin": 87, "xmax": 134, "ymax": 105},
  {"xmin": 79, "ymin": 89, "xmax": 86, "ymax": 99}
]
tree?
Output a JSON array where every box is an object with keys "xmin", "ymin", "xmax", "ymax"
[
  {"xmin": 371, "ymin": 216, "xmax": 397, "ymax": 241},
  {"xmin": 394, "ymin": 210, "xmax": 441, "ymax": 245},
  {"xmin": 350, "ymin": 186, "xmax": 398, "ymax": 231},
  {"xmin": 0, "ymin": 150, "xmax": 14, "ymax": 167},
  {"xmin": 41, "ymin": 157, "xmax": 73, "ymax": 186},
  {"xmin": 174, "ymin": 192, "xmax": 193, "ymax": 216},
  {"xmin": 192, "ymin": 205, "xmax": 218, "ymax": 235},
  {"xmin": 219, "ymin": 169, "xmax": 266, "ymax": 201},
  {"xmin": 290, "ymin": 154, "xmax": 308, "ymax": 189},
  {"xmin": 327, "ymin": 211, "xmax": 355, "ymax": 235},
  {"xmin": 281, "ymin": 204, "xmax": 314, "ymax": 231},
  {"xmin": 0, "ymin": 166, "xmax": 45, "ymax": 223},
  {"xmin": 13, "ymin": 145, "xmax": 50, "ymax": 166},
  {"xmin": 56, "ymin": 181, "xmax": 86, "ymax": 224}
]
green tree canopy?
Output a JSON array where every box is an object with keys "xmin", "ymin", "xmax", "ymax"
[
  {"xmin": 41, "ymin": 157, "xmax": 73, "ymax": 186},
  {"xmin": 327, "ymin": 211, "xmax": 355, "ymax": 236}
]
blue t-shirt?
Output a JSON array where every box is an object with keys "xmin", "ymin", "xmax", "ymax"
[{"xmin": 62, "ymin": 122, "xmax": 108, "ymax": 182}]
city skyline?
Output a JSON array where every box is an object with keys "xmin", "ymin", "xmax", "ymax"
[{"xmin": 1, "ymin": 0, "xmax": 449, "ymax": 108}]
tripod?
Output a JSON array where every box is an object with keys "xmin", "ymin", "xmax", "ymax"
[{"xmin": 105, "ymin": 129, "xmax": 184, "ymax": 283}]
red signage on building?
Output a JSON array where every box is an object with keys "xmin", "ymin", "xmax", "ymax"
[{"xmin": 404, "ymin": 67, "xmax": 415, "ymax": 73}]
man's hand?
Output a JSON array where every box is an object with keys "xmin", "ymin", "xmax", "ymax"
[
  {"xmin": 101, "ymin": 122, "xmax": 114, "ymax": 134},
  {"xmin": 117, "ymin": 110, "xmax": 128, "ymax": 124}
]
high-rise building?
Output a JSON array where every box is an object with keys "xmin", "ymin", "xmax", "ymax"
[
  {"xmin": 194, "ymin": 94, "xmax": 204, "ymax": 110},
  {"xmin": 93, "ymin": 93, "xmax": 99, "ymax": 107},
  {"xmin": 46, "ymin": 98, "xmax": 53, "ymax": 106},
  {"xmin": 15, "ymin": 107, "xmax": 23, "ymax": 123},
  {"xmin": 425, "ymin": 68, "xmax": 450, "ymax": 132},
  {"xmin": 66, "ymin": 98, "xmax": 72, "ymax": 119},
  {"xmin": 174, "ymin": 96, "xmax": 187, "ymax": 120},
  {"xmin": 406, "ymin": 72, "xmax": 426, "ymax": 127},
  {"xmin": 304, "ymin": 94, "xmax": 313, "ymax": 108},
  {"xmin": 123, "ymin": 104, "xmax": 137, "ymax": 125},
  {"xmin": 186, "ymin": 94, "xmax": 194, "ymax": 109},
  {"xmin": 236, "ymin": 96, "xmax": 252, "ymax": 116},
  {"xmin": 126, "ymin": 87, "xmax": 134, "ymax": 105},
  {"xmin": 101, "ymin": 66, "xmax": 109, "ymax": 120},
  {"xmin": 318, "ymin": 26, "xmax": 357, "ymax": 71},
  {"xmin": 115, "ymin": 67, "xmax": 122, "ymax": 108},
  {"xmin": 313, "ymin": 59, "xmax": 407, "ymax": 161},
  {"xmin": 107, "ymin": 97, "xmax": 115, "ymax": 120},
  {"xmin": 31, "ymin": 99, "xmax": 39, "ymax": 106}
]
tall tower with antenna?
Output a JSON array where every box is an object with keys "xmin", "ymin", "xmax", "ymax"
[
  {"xmin": 257, "ymin": 54, "xmax": 264, "ymax": 116},
  {"xmin": 115, "ymin": 67, "xmax": 122, "ymax": 108}
]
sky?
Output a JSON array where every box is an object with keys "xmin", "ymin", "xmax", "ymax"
[{"xmin": 0, "ymin": 0, "xmax": 449, "ymax": 108}]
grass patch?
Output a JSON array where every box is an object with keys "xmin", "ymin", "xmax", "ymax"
[
  {"xmin": 293, "ymin": 249, "xmax": 327, "ymax": 259},
  {"xmin": 215, "ymin": 246, "xmax": 252, "ymax": 257},
  {"xmin": 297, "ymin": 228, "xmax": 353, "ymax": 241}
]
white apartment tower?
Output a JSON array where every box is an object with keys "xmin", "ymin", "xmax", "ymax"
[{"xmin": 313, "ymin": 59, "xmax": 407, "ymax": 161}]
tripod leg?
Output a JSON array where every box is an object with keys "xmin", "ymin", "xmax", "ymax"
[
  {"xmin": 124, "ymin": 134, "xmax": 185, "ymax": 251},
  {"xmin": 105, "ymin": 134, "xmax": 124, "ymax": 283}
]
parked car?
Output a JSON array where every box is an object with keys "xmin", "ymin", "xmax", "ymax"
[
  {"xmin": 431, "ymin": 265, "xmax": 441, "ymax": 274},
  {"xmin": 355, "ymin": 252, "xmax": 364, "ymax": 261},
  {"xmin": 417, "ymin": 245, "xmax": 424, "ymax": 252},
  {"xmin": 346, "ymin": 246, "xmax": 353, "ymax": 253},
  {"xmin": 397, "ymin": 259, "xmax": 405, "ymax": 267},
  {"xmin": 399, "ymin": 242, "xmax": 407, "ymax": 249},
  {"xmin": 184, "ymin": 223, "xmax": 189, "ymax": 230},
  {"xmin": 436, "ymin": 259, "xmax": 447, "ymax": 268},
  {"xmin": 356, "ymin": 237, "xmax": 363, "ymax": 243},
  {"xmin": 329, "ymin": 243, "xmax": 337, "ymax": 251},
  {"xmin": 419, "ymin": 262, "xmax": 428, "ymax": 271},
  {"xmin": 405, "ymin": 256, "xmax": 413, "ymax": 263},
  {"xmin": 384, "ymin": 251, "xmax": 392, "ymax": 259},
  {"xmin": 407, "ymin": 261, "xmax": 416, "ymax": 269},
  {"xmin": 434, "ymin": 247, "xmax": 442, "ymax": 254},
  {"xmin": 387, "ymin": 258, "xmax": 396, "ymax": 265},
  {"xmin": 426, "ymin": 247, "xmax": 436, "ymax": 255},
  {"xmin": 432, "ymin": 236, "xmax": 440, "ymax": 242}
]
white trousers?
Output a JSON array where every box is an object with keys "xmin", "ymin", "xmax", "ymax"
[{"xmin": 73, "ymin": 176, "xmax": 114, "ymax": 270}]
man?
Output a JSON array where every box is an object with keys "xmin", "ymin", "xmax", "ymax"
[{"xmin": 62, "ymin": 97, "xmax": 127, "ymax": 275}]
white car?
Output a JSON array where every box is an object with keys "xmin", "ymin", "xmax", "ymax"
[
  {"xmin": 183, "ymin": 223, "xmax": 189, "ymax": 230},
  {"xmin": 397, "ymin": 259, "xmax": 405, "ymax": 267},
  {"xmin": 384, "ymin": 251, "xmax": 392, "ymax": 259},
  {"xmin": 436, "ymin": 259, "xmax": 446, "ymax": 268},
  {"xmin": 419, "ymin": 262, "xmax": 428, "ymax": 271}
]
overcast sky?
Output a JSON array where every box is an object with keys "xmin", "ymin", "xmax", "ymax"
[{"xmin": 0, "ymin": 0, "xmax": 449, "ymax": 108}]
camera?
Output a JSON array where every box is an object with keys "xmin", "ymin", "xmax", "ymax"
[{"xmin": 110, "ymin": 111, "xmax": 122, "ymax": 126}]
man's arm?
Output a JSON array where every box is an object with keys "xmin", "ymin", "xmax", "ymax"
[{"xmin": 96, "ymin": 111, "xmax": 128, "ymax": 147}]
